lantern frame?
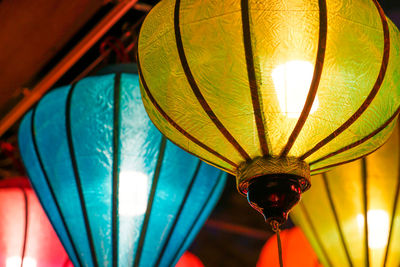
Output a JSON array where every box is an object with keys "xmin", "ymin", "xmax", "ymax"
[
  {"xmin": 137, "ymin": 0, "xmax": 400, "ymax": 223},
  {"xmin": 18, "ymin": 68, "xmax": 227, "ymax": 267}
]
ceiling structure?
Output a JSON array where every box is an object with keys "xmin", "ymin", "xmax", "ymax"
[
  {"xmin": 0, "ymin": 0, "xmax": 103, "ymax": 120},
  {"xmin": 0, "ymin": 0, "xmax": 400, "ymax": 266}
]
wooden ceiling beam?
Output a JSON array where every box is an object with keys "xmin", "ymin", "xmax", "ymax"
[{"xmin": 0, "ymin": 0, "xmax": 139, "ymax": 137}]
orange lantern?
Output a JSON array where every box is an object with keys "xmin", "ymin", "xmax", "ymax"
[
  {"xmin": 175, "ymin": 252, "xmax": 204, "ymax": 267},
  {"xmin": 257, "ymin": 227, "xmax": 322, "ymax": 267}
]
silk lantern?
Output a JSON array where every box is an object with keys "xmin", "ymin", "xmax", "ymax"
[
  {"xmin": 0, "ymin": 177, "xmax": 72, "ymax": 267},
  {"xmin": 18, "ymin": 66, "xmax": 227, "ymax": 267},
  {"xmin": 175, "ymin": 252, "xmax": 204, "ymax": 267},
  {"xmin": 137, "ymin": 0, "xmax": 400, "ymax": 224},
  {"xmin": 291, "ymin": 122, "xmax": 400, "ymax": 267},
  {"xmin": 257, "ymin": 227, "xmax": 322, "ymax": 267}
]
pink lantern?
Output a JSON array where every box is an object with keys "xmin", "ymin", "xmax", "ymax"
[{"xmin": 0, "ymin": 177, "xmax": 72, "ymax": 267}]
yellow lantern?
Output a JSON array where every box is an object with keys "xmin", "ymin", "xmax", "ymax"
[
  {"xmin": 291, "ymin": 122, "xmax": 400, "ymax": 267},
  {"xmin": 137, "ymin": 0, "xmax": 400, "ymax": 224}
]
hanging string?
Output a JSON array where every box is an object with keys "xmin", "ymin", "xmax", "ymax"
[{"xmin": 271, "ymin": 220, "xmax": 284, "ymax": 267}]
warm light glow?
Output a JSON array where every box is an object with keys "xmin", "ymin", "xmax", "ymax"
[
  {"xmin": 272, "ymin": 60, "xmax": 318, "ymax": 118},
  {"xmin": 6, "ymin": 257, "xmax": 37, "ymax": 267},
  {"xmin": 357, "ymin": 209, "xmax": 390, "ymax": 249},
  {"xmin": 119, "ymin": 171, "xmax": 149, "ymax": 217}
]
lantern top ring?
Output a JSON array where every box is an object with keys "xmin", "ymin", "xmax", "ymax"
[{"xmin": 236, "ymin": 156, "xmax": 311, "ymax": 195}]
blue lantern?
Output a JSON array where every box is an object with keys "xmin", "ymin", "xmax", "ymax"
[{"xmin": 18, "ymin": 65, "xmax": 227, "ymax": 267}]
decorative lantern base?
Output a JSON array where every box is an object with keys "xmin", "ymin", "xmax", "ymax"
[
  {"xmin": 236, "ymin": 157, "xmax": 311, "ymax": 224},
  {"xmin": 246, "ymin": 174, "xmax": 305, "ymax": 224}
]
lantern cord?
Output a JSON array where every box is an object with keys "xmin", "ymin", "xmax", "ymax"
[{"xmin": 271, "ymin": 220, "xmax": 284, "ymax": 267}]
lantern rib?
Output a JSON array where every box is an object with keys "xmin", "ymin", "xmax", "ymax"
[
  {"xmin": 280, "ymin": 0, "xmax": 328, "ymax": 157},
  {"xmin": 20, "ymin": 187, "xmax": 29, "ymax": 267},
  {"xmin": 383, "ymin": 201, "xmax": 400, "ymax": 267},
  {"xmin": 167, "ymin": 171, "xmax": 223, "ymax": 266},
  {"xmin": 299, "ymin": 203, "xmax": 333, "ymax": 267},
  {"xmin": 63, "ymin": 257, "xmax": 71, "ymax": 267},
  {"xmin": 66, "ymin": 84, "xmax": 99, "ymax": 267},
  {"xmin": 311, "ymin": 145, "xmax": 381, "ymax": 174},
  {"xmin": 361, "ymin": 158, "xmax": 370, "ymax": 266},
  {"xmin": 309, "ymin": 105, "xmax": 400, "ymax": 166},
  {"xmin": 322, "ymin": 173, "xmax": 354, "ymax": 267},
  {"xmin": 137, "ymin": 56, "xmax": 238, "ymax": 169},
  {"xmin": 240, "ymin": 0, "xmax": 269, "ymax": 156},
  {"xmin": 300, "ymin": 0, "xmax": 390, "ymax": 161},
  {"xmin": 173, "ymin": 0, "xmax": 251, "ymax": 161},
  {"xmin": 383, "ymin": 125, "xmax": 400, "ymax": 266},
  {"xmin": 155, "ymin": 160, "xmax": 201, "ymax": 266},
  {"xmin": 112, "ymin": 74, "xmax": 122, "ymax": 267},
  {"xmin": 30, "ymin": 105, "xmax": 83, "ymax": 267},
  {"xmin": 164, "ymin": 133, "xmax": 234, "ymax": 174},
  {"xmin": 134, "ymin": 137, "xmax": 167, "ymax": 267}
]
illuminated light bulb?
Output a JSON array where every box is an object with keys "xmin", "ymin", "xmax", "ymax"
[
  {"xmin": 272, "ymin": 60, "xmax": 318, "ymax": 118},
  {"xmin": 6, "ymin": 257, "xmax": 37, "ymax": 267},
  {"xmin": 119, "ymin": 171, "xmax": 149, "ymax": 217},
  {"xmin": 356, "ymin": 209, "xmax": 390, "ymax": 249}
]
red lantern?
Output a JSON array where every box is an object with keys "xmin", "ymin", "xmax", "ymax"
[
  {"xmin": 257, "ymin": 227, "xmax": 322, "ymax": 267},
  {"xmin": 175, "ymin": 252, "xmax": 204, "ymax": 267},
  {"xmin": 0, "ymin": 178, "xmax": 72, "ymax": 267}
]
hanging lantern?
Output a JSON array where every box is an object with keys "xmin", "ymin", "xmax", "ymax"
[
  {"xmin": 290, "ymin": 122, "xmax": 400, "ymax": 267},
  {"xmin": 0, "ymin": 177, "xmax": 72, "ymax": 267},
  {"xmin": 257, "ymin": 227, "xmax": 322, "ymax": 267},
  {"xmin": 137, "ymin": 0, "xmax": 400, "ymax": 224},
  {"xmin": 18, "ymin": 66, "xmax": 227, "ymax": 267},
  {"xmin": 175, "ymin": 252, "xmax": 204, "ymax": 267}
]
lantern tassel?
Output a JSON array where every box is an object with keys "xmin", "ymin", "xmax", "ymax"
[{"xmin": 271, "ymin": 220, "xmax": 284, "ymax": 267}]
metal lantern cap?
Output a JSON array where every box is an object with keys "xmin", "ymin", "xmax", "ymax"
[
  {"xmin": 236, "ymin": 156, "xmax": 311, "ymax": 195},
  {"xmin": 237, "ymin": 157, "xmax": 310, "ymax": 224}
]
